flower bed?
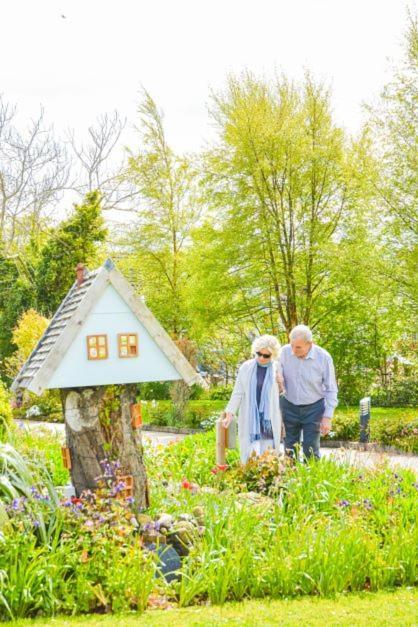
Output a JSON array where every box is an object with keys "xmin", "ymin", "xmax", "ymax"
[{"xmin": 0, "ymin": 428, "xmax": 417, "ymax": 620}]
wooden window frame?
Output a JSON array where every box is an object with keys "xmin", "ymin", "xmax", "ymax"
[
  {"xmin": 86, "ymin": 334, "xmax": 108, "ymax": 360},
  {"xmin": 118, "ymin": 333, "xmax": 138, "ymax": 358}
]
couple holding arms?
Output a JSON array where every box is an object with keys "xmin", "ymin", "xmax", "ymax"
[{"xmin": 223, "ymin": 325, "xmax": 338, "ymax": 463}]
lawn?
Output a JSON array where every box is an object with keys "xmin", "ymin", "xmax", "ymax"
[{"xmin": 9, "ymin": 588, "xmax": 418, "ymax": 626}]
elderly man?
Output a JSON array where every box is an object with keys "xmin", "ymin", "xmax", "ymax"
[{"xmin": 278, "ymin": 324, "xmax": 338, "ymax": 459}]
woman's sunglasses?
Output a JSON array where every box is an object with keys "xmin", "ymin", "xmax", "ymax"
[{"xmin": 256, "ymin": 351, "xmax": 272, "ymax": 359}]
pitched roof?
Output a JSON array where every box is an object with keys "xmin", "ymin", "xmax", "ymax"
[{"xmin": 12, "ymin": 259, "xmax": 202, "ymax": 394}]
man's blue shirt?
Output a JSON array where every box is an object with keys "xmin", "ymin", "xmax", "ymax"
[{"xmin": 279, "ymin": 344, "xmax": 338, "ymax": 418}]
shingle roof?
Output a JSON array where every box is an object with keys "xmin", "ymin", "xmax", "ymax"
[{"xmin": 13, "ymin": 269, "xmax": 99, "ymax": 391}]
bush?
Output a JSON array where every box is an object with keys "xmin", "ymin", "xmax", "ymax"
[
  {"xmin": 206, "ymin": 385, "xmax": 233, "ymax": 400},
  {"xmin": 0, "ymin": 381, "xmax": 12, "ymax": 438},
  {"xmin": 12, "ymin": 390, "xmax": 63, "ymax": 423},
  {"xmin": 371, "ymin": 375, "xmax": 418, "ymax": 407},
  {"xmin": 142, "ymin": 400, "xmax": 225, "ymax": 429},
  {"xmin": 139, "ymin": 381, "xmax": 170, "ymax": 400},
  {"xmin": 327, "ymin": 407, "xmax": 418, "ymax": 453}
]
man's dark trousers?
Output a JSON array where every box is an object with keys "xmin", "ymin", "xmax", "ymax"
[{"xmin": 280, "ymin": 396, "xmax": 325, "ymax": 459}]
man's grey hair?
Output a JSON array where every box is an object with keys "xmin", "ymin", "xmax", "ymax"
[
  {"xmin": 289, "ymin": 324, "xmax": 313, "ymax": 343},
  {"xmin": 251, "ymin": 334, "xmax": 281, "ymax": 360}
]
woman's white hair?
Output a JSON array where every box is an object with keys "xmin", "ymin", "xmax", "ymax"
[
  {"xmin": 289, "ymin": 324, "xmax": 313, "ymax": 343},
  {"xmin": 251, "ymin": 334, "xmax": 281, "ymax": 360}
]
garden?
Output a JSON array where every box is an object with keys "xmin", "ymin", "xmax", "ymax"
[{"xmin": 0, "ymin": 415, "xmax": 417, "ymax": 623}]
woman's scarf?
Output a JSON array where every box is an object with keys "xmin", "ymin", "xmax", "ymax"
[{"xmin": 249, "ymin": 359, "xmax": 274, "ymax": 443}]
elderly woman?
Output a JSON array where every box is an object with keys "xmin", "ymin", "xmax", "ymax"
[{"xmin": 223, "ymin": 335, "xmax": 282, "ymax": 463}]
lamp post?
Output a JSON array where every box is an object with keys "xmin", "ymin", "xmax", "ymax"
[{"xmin": 359, "ymin": 397, "xmax": 371, "ymax": 443}]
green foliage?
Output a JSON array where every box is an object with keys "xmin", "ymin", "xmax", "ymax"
[
  {"xmin": 142, "ymin": 400, "xmax": 225, "ymax": 429},
  {"xmin": 122, "ymin": 91, "xmax": 201, "ymax": 336},
  {"xmin": 372, "ymin": 374, "xmax": 418, "ymax": 407},
  {"xmin": 146, "ymin": 433, "xmax": 417, "ymax": 606},
  {"xmin": 4, "ymin": 309, "xmax": 49, "ymax": 379},
  {"xmin": 6, "ymin": 423, "xmax": 68, "ymax": 486},
  {"xmin": 0, "ymin": 381, "xmax": 12, "ymax": 437},
  {"xmin": 35, "ymin": 191, "xmax": 107, "ymax": 316},
  {"xmin": 206, "ymin": 385, "xmax": 233, "ymax": 400},
  {"xmin": 139, "ymin": 381, "xmax": 170, "ymax": 400},
  {"xmin": 328, "ymin": 407, "xmax": 418, "ymax": 453},
  {"xmin": 0, "ymin": 258, "xmax": 36, "ymax": 375}
]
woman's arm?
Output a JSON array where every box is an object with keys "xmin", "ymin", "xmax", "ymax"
[{"xmin": 223, "ymin": 367, "xmax": 245, "ymax": 426}]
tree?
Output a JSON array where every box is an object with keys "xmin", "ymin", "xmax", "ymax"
[
  {"xmin": 202, "ymin": 73, "xmax": 365, "ymax": 336},
  {"xmin": 367, "ymin": 11, "xmax": 418, "ymax": 309},
  {"xmin": 4, "ymin": 309, "xmax": 49, "ymax": 379},
  {"xmin": 123, "ymin": 91, "xmax": 202, "ymax": 337},
  {"xmin": 0, "ymin": 97, "xmax": 69, "ymax": 252},
  {"xmin": 35, "ymin": 191, "xmax": 107, "ymax": 316},
  {"xmin": 369, "ymin": 11, "xmax": 418, "ymax": 232},
  {"xmin": 0, "ymin": 255, "xmax": 36, "ymax": 374},
  {"xmin": 68, "ymin": 111, "xmax": 138, "ymax": 212}
]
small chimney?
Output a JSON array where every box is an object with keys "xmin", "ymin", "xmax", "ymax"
[{"xmin": 76, "ymin": 263, "xmax": 86, "ymax": 287}]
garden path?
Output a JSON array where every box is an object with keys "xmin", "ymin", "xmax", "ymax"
[{"xmin": 15, "ymin": 419, "xmax": 418, "ymax": 474}]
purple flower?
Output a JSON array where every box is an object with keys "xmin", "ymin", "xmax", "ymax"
[
  {"xmin": 62, "ymin": 500, "xmax": 72, "ymax": 507},
  {"xmin": 338, "ymin": 500, "xmax": 350, "ymax": 508},
  {"xmin": 32, "ymin": 519, "xmax": 40, "ymax": 528},
  {"xmin": 125, "ymin": 496, "xmax": 135, "ymax": 504},
  {"xmin": 363, "ymin": 499, "xmax": 373, "ymax": 510}
]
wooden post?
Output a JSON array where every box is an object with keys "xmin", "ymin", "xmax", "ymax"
[{"xmin": 216, "ymin": 418, "xmax": 226, "ymax": 465}]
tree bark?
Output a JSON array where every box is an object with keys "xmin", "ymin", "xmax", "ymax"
[{"xmin": 61, "ymin": 384, "xmax": 148, "ymax": 508}]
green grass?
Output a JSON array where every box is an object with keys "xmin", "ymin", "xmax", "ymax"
[
  {"xmin": 2, "ymin": 424, "xmax": 417, "ymax": 621},
  {"xmin": 8, "ymin": 588, "xmax": 418, "ymax": 626},
  {"xmin": 4, "ymin": 423, "xmax": 69, "ymax": 486}
]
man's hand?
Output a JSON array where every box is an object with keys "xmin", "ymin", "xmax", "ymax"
[
  {"xmin": 276, "ymin": 373, "xmax": 285, "ymax": 394},
  {"xmin": 320, "ymin": 417, "xmax": 332, "ymax": 436},
  {"xmin": 222, "ymin": 412, "xmax": 233, "ymax": 428}
]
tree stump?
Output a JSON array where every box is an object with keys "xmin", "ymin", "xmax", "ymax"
[{"xmin": 61, "ymin": 384, "xmax": 148, "ymax": 508}]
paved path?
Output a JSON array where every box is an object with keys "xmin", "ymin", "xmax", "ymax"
[{"xmin": 15, "ymin": 420, "xmax": 418, "ymax": 474}]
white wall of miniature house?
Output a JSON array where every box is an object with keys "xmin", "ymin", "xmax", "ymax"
[{"xmin": 47, "ymin": 284, "xmax": 183, "ymax": 389}]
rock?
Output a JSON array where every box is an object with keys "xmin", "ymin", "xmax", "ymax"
[
  {"xmin": 178, "ymin": 513, "xmax": 193, "ymax": 522},
  {"xmin": 155, "ymin": 545, "xmax": 181, "ymax": 583},
  {"xmin": 157, "ymin": 513, "xmax": 174, "ymax": 528},
  {"xmin": 137, "ymin": 514, "xmax": 153, "ymax": 528},
  {"xmin": 192, "ymin": 506, "xmax": 205, "ymax": 525}
]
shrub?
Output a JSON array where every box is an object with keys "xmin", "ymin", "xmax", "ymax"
[
  {"xmin": 206, "ymin": 385, "xmax": 233, "ymax": 401},
  {"xmin": 139, "ymin": 381, "xmax": 170, "ymax": 400},
  {"xmin": 142, "ymin": 400, "xmax": 225, "ymax": 429},
  {"xmin": 0, "ymin": 381, "xmax": 12, "ymax": 438},
  {"xmin": 371, "ymin": 375, "xmax": 418, "ymax": 407}
]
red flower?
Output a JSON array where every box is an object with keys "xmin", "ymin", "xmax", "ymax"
[
  {"xmin": 181, "ymin": 478, "xmax": 192, "ymax": 490},
  {"xmin": 71, "ymin": 496, "xmax": 82, "ymax": 504},
  {"xmin": 217, "ymin": 464, "xmax": 229, "ymax": 472},
  {"xmin": 210, "ymin": 467, "xmax": 219, "ymax": 475}
]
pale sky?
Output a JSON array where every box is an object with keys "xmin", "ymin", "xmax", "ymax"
[{"xmin": 0, "ymin": 1, "xmax": 412, "ymax": 154}]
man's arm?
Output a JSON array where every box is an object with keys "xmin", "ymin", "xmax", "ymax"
[{"xmin": 323, "ymin": 353, "xmax": 338, "ymax": 419}]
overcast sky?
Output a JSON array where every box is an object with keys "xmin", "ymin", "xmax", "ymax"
[{"xmin": 0, "ymin": 1, "xmax": 412, "ymax": 155}]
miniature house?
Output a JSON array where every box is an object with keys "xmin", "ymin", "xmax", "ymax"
[{"xmin": 12, "ymin": 258, "xmax": 202, "ymax": 394}]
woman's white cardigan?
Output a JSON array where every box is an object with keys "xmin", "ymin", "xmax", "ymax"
[{"xmin": 225, "ymin": 359, "xmax": 282, "ymax": 463}]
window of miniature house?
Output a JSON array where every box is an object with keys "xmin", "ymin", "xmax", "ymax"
[
  {"xmin": 86, "ymin": 335, "xmax": 108, "ymax": 360},
  {"xmin": 118, "ymin": 333, "xmax": 138, "ymax": 358}
]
